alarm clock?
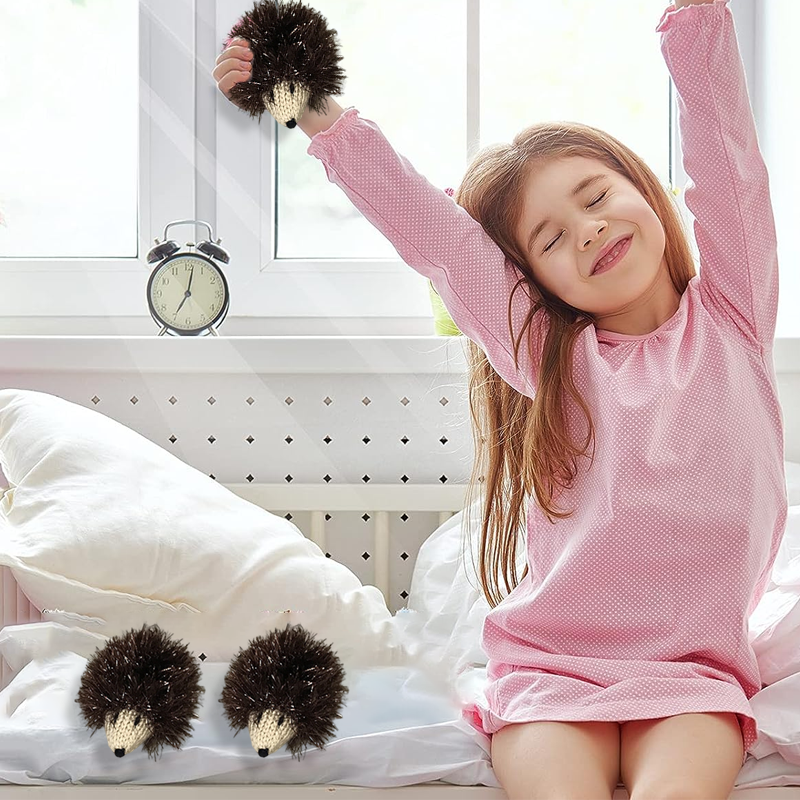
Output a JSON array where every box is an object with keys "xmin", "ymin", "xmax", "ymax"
[{"xmin": 146, "ymin": 219, "xmax": 231, "ymax": 336}]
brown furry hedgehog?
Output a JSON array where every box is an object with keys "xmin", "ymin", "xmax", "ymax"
[
  {"xmin": 219, "ymin": 623, "xmax": 349, "ymax": 760},
  {"xmin": 75, "ymin": 624, "xmax": 205, "ymax": 761},
  {"xmin": 224, "ymin": 0, "xmax": 346, "ymax": 127}
]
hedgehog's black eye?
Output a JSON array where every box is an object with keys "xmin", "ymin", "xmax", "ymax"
[
  {"xmin": 134, "ymin": 715, "xmax": 141, "ymax": 727},
  {"xmin": 258, "ymin": 711, "xmax": 264, "ymax": 725},
  {"xmin": 278, "ymin": 715, "xmax": 284, "ymax": 727},
  {"xmin": 113, "ymin": 712, "xmax": 119, "ymax": 725},
  {"xmin": 289, "ymin": 83, "xmax": 295, "ymax": 95}
]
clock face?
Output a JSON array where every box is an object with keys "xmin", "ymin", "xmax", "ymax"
[{"xmin": 148, "ymin": 255, "xmax": 228, "ymax": 333}]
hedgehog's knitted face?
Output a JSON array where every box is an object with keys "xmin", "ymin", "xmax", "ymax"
[
  {"xmin": 248, "ymin": 707, "xmax": 298, "ymax": 757},
  {"xmin": 105, "ymin": 708, "xmax": 154, "ymax": 757},
  {"xmin": 263, "ymin": 80, "xmax": 311, "ymax": 129}
]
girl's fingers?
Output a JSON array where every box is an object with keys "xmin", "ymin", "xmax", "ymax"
[
  {"xmin": 215, "ymin": 44, "xmax": 253, "ymax": 66},
  {"xmin": 214, "ymin": 67, "xmax": 251, "ymax": 98},
  {"xmin": 214, "ymin": 37, "xmax": 253, "ymax": 100},
  {"xmin": 212, "ymin": 57, "xmax": 252, "ymax": 81}
]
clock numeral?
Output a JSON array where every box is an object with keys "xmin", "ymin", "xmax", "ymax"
[{"xmin": 171, "ymin": 267, "xmax": 179, "ymax": 275}]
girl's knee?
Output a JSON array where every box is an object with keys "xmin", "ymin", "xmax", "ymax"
[{"xmin": 491, "ymin": 720, "xmax": 620, "ymax": 800}]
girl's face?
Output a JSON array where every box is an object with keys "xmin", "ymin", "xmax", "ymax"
[{"xmin": 516, "ymin": 155, "xmax": 679, "ymax": 335}]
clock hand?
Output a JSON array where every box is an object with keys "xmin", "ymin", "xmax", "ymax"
[{"xmin": 175, "ymin": 268, "xmax": 193, "ymax": 315}]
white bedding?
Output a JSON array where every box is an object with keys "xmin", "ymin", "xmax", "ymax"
[
  {"xmin": 0, "ymin": 625, "xmax": 495, "ymax": 788},
  {"xmin": 2, "ymin": 623, "xmax": 800, "ymax": 792},
  {"xmin": 0, "ymin": 447, "xmax": 799, "ymax": 787}
]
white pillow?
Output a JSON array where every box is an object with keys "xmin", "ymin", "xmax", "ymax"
[
  {"xmin": 401, "ymin": 502, "xmax": 526, "ymax": 695},
  {"xmin": 0, "ymin": 389, "xmax": 416, "ymax": 673}
]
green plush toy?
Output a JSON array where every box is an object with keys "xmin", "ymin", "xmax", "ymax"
[{"xmin": 428, "ymin": 281, "xmax": 461, "ymax": 336}]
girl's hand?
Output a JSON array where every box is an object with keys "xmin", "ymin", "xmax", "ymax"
[{"xmin": 213, "ymin": 37, "xmax": 254, "ymax": 105}]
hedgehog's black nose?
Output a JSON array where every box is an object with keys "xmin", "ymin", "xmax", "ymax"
[
  {"xmin": 258, "ymin": 748, "xmax": 269, "ymax": 757},
  {"xmin": 115, "ymin": 748, "xmax": 125, "ymax": 758},
  {"xmin": 286, "ymin": 119, "xmax": 296, "ymax": 129}
]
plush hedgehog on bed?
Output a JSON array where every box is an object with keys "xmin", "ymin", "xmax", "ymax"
[
  {"xmin": 224, "ymin": 0, "xmax": 346, "ymax": 127},
  {"xmin": 219, "ymin": 623, "xmax": 349, "ymax": 760},
  {"xmin": 76, "ymin": 624, "xmax": 205, "ymax": 760}
]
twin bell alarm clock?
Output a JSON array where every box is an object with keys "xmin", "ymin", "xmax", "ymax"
[{"xmin": 146, "ymin": 220, "xmax": 231, "ymax": 336}]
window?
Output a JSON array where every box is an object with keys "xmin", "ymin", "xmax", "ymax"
[
  {"xmin": 4, "ymin": 0, "xmax": 788, "ymax": 341},
  {"xmin": 0, "ymin": 0, "xmax": 139, "ymax": 258},
  {"xmin": 0, "ymin": 0, "xmax": 196, "ymax": 334}
]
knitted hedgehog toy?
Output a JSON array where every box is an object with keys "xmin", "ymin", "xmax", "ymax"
[
  {"xmin": 76, "ymin": 624, "xmax": 205, "ymax": 760},
  {"xmin": 224, "ymin": 0, "xmax": 346, "ymax": 127},
  {"xmin": 220, "ymin": 623, "xmax": 349, "ymax": 760}
]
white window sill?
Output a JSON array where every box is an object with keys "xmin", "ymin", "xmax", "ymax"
[
  {"xmin": 0, "ymin": 336, "xmax": 469, "ymax": 374},
  {"xmin": 0, "ymin": 335, "xmax": 796, "ymax": 375}
]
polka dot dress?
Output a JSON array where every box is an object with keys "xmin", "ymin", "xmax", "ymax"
[{"xmin": 307, "ymin": 0, "xmax": 787, "ymax": 766}]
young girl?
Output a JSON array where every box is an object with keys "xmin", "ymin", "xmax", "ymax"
[{"xmin": 215, "ymin": 1, "xmax": 787, "ymax": 797}]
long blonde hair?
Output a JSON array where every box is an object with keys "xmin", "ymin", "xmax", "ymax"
[{"xmin": 453, "ymin": 121, "xmax": 697, "ymax": 609}]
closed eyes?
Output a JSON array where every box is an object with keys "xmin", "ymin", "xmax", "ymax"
[{"xmin": 543, "ymin": 191, "xmax": 609, "ymax": 253}]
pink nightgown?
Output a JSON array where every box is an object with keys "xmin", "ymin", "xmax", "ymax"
[{"xmin": 306, "ymin": 0, "xmax": 788, "ymax": 763}]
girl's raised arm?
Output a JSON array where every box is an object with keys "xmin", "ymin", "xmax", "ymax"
[
  {"xmin": 657, "ymin": 1, "xmax": 779, "ymax": 350},
  {"xmin": 303, "ymin": 104, "xmax": 544, "ymax": 399}
]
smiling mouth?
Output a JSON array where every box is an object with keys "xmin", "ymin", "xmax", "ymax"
[{"xmin": 591, "ymin": 235, "xmax": 632, "ymax": 276}]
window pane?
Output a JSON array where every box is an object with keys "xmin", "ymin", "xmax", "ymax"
[
  {"xmin": 0, "ymin": 0, "xmax": 138, "ymax": 258},
  {"xmin": 482, "ymin": 0, "xmax": 670, "ymax": 186},
  {"xmin": 276, "ymin": 0, "xmax": 467, "ymax": 260}
]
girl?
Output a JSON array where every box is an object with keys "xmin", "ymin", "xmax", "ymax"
[{"xmin": 214, "ymin": 2, "xmax": 787, "ymax": 798}]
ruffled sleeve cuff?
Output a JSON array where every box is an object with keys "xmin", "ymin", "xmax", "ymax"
[
  {"xmin": 656, "ymin": 0, "xmax": 729, "ymax": 33},
  {"xmin": 306, "ymin": 106, "xmax": 360, "ymax": 157}
]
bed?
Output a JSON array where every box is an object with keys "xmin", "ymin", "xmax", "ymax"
[{"xmin": 0, "ymin": 387, "xmax": 799, "ymax": 798}]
